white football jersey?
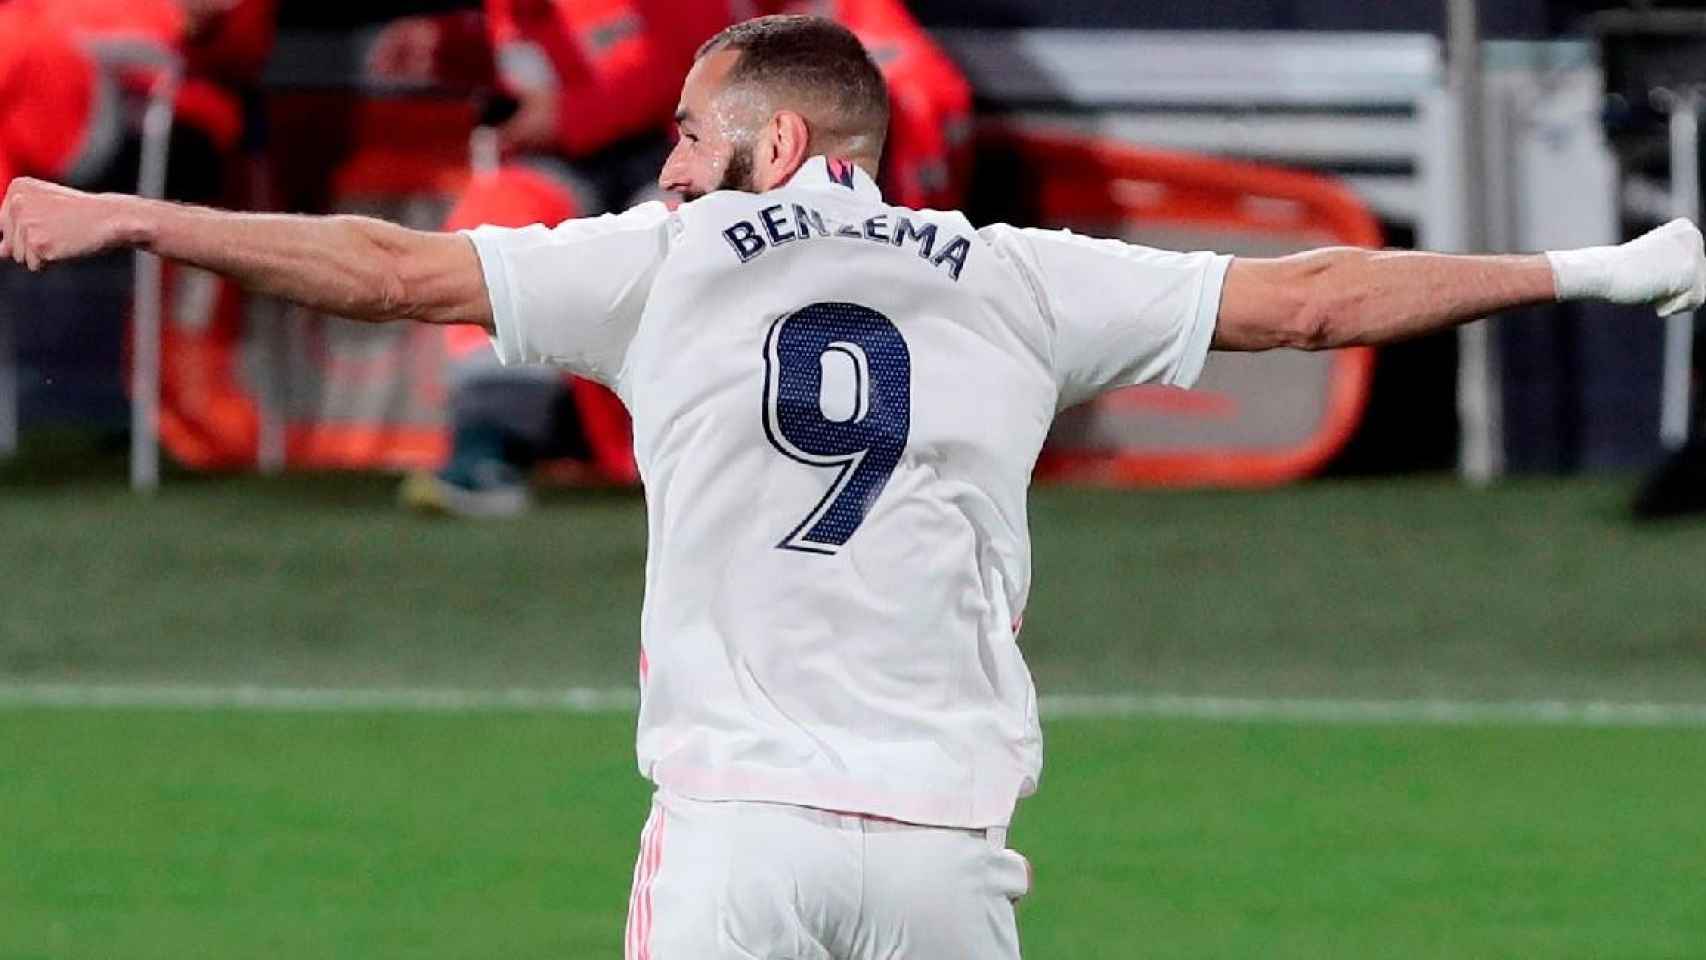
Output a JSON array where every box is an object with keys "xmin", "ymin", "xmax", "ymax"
[{"xmin": 466, "ymin": 156, "xmax": 1229, "ymax": 828}]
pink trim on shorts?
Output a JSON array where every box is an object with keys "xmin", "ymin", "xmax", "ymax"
[
  {"xmin": 653, "ymin": 761, "xmax": 1022, "ymax": 829},
  {"xmin": 624, "ymin": 808, "xmax": 666, "ymax": 960}
]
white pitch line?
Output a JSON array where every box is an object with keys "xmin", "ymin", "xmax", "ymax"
[
  {"xmin": 0, "ymin": 683, "xmax": 641, "ymax": 713},
  {"xmin": 1038, "ymin": 693, "xmax": 1706, "ymax": 728},
  {"xmin": 3, "ymin": 683, "xmax": 1706, "ymax": 728}
]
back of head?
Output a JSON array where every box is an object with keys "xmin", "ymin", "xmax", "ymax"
[{"xmin": 697, "ymin": 14, "xmax": 891, "ymax": 170}]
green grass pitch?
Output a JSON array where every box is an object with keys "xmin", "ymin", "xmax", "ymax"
[
  {"xmin": 4, "ymin": 709, "xmax": 1705, "ymax": 959},
  {"xmin": 4, "ymin": 436, "xmax": 1706, "ymax": 956}
]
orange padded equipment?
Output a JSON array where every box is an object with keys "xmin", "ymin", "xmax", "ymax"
[{"xmin": 982, "ymin": 125, "xmax": 1381, "ymax": 488}]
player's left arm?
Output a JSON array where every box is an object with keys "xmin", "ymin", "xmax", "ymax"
[{"xmin": 1213, "ymin": 219, "xmax": 1706, "ymax": 351}]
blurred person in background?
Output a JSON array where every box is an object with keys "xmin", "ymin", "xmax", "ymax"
[
  {"xmin": 370, "ymin": 0, "xmax": 970, "ymax": 516},
  {"xmin": 0, "ymin": 0, "xmax": 276, "ymax": 205},
  {"xmin": 370, "ymin": 0, "xmax": 724, "ymax": 515}
]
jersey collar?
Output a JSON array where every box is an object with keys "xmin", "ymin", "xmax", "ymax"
[{"xmin": 783, "ymin": 156, "xmax": 884, "ymax": 202}]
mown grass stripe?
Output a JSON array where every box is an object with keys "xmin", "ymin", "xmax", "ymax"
[{"xmin": 5, "ymin": 683, "xmax": 1706, "ymax": 727}]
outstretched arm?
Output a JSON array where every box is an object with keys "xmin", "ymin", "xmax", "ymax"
[
  {"xmin": 1213, "ymin": 219, "xmax": 1706, "ymax": 351},
  {"xmin": 0, "ymin": 178, "xmax": 492, "ymax": 329}
]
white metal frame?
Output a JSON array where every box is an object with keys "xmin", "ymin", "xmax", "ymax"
[
  {"xmin": 129, "ymin": 67, "xmax": 180, "ymax": 492},
  {"xmin": 1447, "ymin": 0, "xmax": 1504, "ymax": 484},
  {"xmin": 0, "ymin": 61, "xmax": 179, "ymax": 489},
  {"xmin": 1662, "ymin": 97, "xmax": 1700, "ymax": 450},
  {"xmin": 0, "ymin": 291, "xmax": 14, "ymax": 457}
]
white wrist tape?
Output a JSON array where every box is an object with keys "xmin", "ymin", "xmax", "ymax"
[
  {"xmin": 1546, "ymin": 218, "xmax": 1706, "ymax": 317},
  {"xmin": 1544, "ymin": 245, "xmax": 1618, "ymax": 302}
]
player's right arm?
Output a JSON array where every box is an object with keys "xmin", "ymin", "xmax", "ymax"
[
  {"xmin": 992, "ymin": 217, "xmax": 1706, "ymax": 409},
  {"xmin": 0, "ymin": 177, "xmax": 493, "ymax": 329},
  {"xmin": 1214, "ymin": 219, "xmax": 1706, "ymax": 351}
]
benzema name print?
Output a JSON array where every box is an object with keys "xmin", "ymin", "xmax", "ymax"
[{"xmin": 721, "ymin": 204, "xmax": 973, "ymax": 281}]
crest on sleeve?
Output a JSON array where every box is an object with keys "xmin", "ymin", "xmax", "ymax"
[{"xmin": 827, "ymin": 157, "xmax": 857, "ymax": 189}]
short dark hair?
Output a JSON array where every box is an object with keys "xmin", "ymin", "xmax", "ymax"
[{"xmin": 696, "ymin": 15, "xmax": 890, "ymax": 158}]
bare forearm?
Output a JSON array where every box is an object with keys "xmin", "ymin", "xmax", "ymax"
[
  {"xmin": 4, "ymin": 177, "xmax": 493, "ymax": 324},
  {"xmin": 1215, "ymin": 220, "xmax": 1705, "ymax": 352},
  {"xmin": 126, "ymin": 199, "xmax": 397, "ymax": 320},
  {"xmin": 126, "ymin": 196, "xmax": 488, "ymax": 326},
  {"xmin": 1218, "ymin": 248, "xmax": 1555, "ymax": 351}
]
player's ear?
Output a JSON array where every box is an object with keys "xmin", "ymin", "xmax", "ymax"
[{"xmin": 757, "ymin": 110, "xmax": 811, "ymax": 191}]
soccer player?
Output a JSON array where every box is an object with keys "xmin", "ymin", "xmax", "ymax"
[{"xmin": 4, "ymin": 15, "xmax": 1702, "ymax": 959}]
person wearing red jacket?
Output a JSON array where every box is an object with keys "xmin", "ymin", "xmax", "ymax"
[
  {"xmin": 388, "ymin": 0, "xmax": 974, "ymax": 516},
  {"xmin": 460, "ymin": 0, "xmax": 970, "ymax": 224},
  {"xmin": 375, "ymin": 0, "xmax": 720, "ymax": 514},
  {"xmin": 0, "ymin": 0, "xmax": 273, "ymax": 196},
  {"xmin": 0, "ymin": 11, "xmax": 112, "ymax": 195},
  {"xmin": 482, "ymin": 0, "xmax": 735, "ymax": 159},
  {"xmin": 772, "ymin": 0, "xmax": 972, "ymax": 210}
]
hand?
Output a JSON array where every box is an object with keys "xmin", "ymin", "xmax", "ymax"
[
  {"xmin": 1549, "ymin": 218, "xmax": 1706, "ymax": 317},
  {"xmin": 0, "ymin": 178, "xmax": 142, "ymax": 272},
  {"xmin": 177, "ymin": 0, "xmax": 241, "ymax": 37},
  {"xmin": 366, "ymin": 16, "xmax": 444, "ymax": 85},
  {"xmin": 498, "ymin": 88, "xmax": 562, "ymax": 153},
  {"xmin": 1633, "ymin": 219, "xmax": 1706, "ymax": 317}
]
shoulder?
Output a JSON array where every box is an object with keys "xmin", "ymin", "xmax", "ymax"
[
  {"xmin": 558, "ymin": 199, "xmax": 678, "ymax": 238},
  {"xmin": 976, "ymin": 223, "xmax": 1090, "ymax": 253},
  {"xmin": 464, "ymin": 200, "xmax": 680, "ymax": 256},
  {"xmin": 976, "ymin": 223, "xmax": 1215, "ymax": 272}
]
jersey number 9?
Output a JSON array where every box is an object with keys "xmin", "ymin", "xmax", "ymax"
[{"xmin": 762, "ymin": 302, "xmax": 913, "ymax": 554}]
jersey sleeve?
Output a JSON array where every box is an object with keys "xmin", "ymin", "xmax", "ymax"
[
  {"xmin": 982, "ymin": 224, "xmax": 1230, "ymax": 408},
  {"xmin": 462, "ymin": 201, "xmax": 676, "ymax": 386}
]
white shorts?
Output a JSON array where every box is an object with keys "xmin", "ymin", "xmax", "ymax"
[{"xmin": 624, "ymin": 790, "xmax": 1031, "ymax": 960}]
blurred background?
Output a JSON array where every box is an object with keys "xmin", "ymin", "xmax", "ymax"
[{"xmin": 3, "ymin": 2, "xmax": 1706, "ymax": 958}]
